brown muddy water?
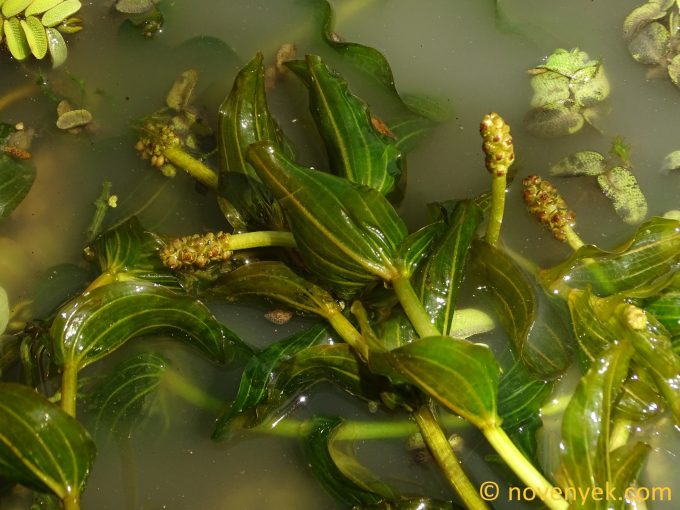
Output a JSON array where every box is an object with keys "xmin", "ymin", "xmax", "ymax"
[{"xmin": 0, "ymin": 0, "xmax": 679, "ymax": 509}]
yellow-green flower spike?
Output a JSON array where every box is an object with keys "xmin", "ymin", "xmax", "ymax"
[
  {"xmin": 522, "ymin": 175, "xmax": 583, "ymax": 249},
  {"xmin": 480, "ymin": 112, "xmax": 515, "ymax": 177},
  {"xmin": 160, "ymin": 232, "xmax": 234, "ymax": 270}
]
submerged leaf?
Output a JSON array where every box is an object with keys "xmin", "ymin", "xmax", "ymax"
[
  {"xmin": 473, "ymin": 240, "xmax": 573, "ymax": 379},
  {"xmin": 669, "ymin": 53, "xmax": 680, "ymax": 87},
  {"xmin": 288, "ymin": 54, "xmax": 403, "ymax": 195},
  {"xmin": 115, "ymin": 0, "xmax": 157, "ymax": 14},
  {"xmin": 0, "ymin": 148, "xmax": 36, "ymax": 221},
  {"xmin": 645, "ymin": 290, "xmax": 680, "ymax": 336},
  {"xmin": 247, "ymin": 142, "xmax": 406, "ymax": 298},
  {"xmin": 627, "ymin": 21, "xmax": 670, "ymax": 64},
  {"xmin": 524, "ymin": 106, "xmax": 584, "ymax": 138},
  {"xmin": 549, "ymin": 151, "xmax": 606, "ymax": 177},
  {"xmin": 540, "ymin": 217, "xmax": 680, "ymax": 296},
  {"xmin": 597, "ymin": 166, "xmax": 648, "ymax": 225},
  {"xmin": 51, "ymin": 281, "xmax": 248, "ymax": 369},
  {"xmin": 0, "ymin": 383, "xmax": 96, "ymax": 500},
  {"xmin": 166, "ymin": 68, "xmax": 198, "ymax": 112},
  {"xmin": 661, "ymin": 149, "xmax": 680, "ymax": 172},
  {"xmin": 623, "ymin": 2, "xmax": 667, "ymax": 40}
]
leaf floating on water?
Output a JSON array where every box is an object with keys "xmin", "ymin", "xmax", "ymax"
[
  {"xmin": 661, "ymin": 150, "xmax": 680, "ymax": 172},
  {"xmin": 0, "ymin": 383, "xmax": 96, "ymax": 499},
  {"xmin": 597, "ymin": 166, "xmax": 648, "ymax": 225},
  {"xmin": 668, "ymin": 53, "xmax": 680, "ymax": 87},
  {"xmin": 24, "ymin": 0, "xmax": 63, "ymax": 16},
  {"xmin": 549, "ymin": 150, "xmax": 606, "ymax": 176},
  {"xmin": 56, "ymin": 108, "xmax": 92, "ymax": 130},
  {"xmin": 623, "ymin": 2, "xmax": 667, "ymax": 40},
  {"xmin": 524, "ymin": 106, "xmax": 584, "ymax": 138},
  {"xmin": 0, "ymin": 286, "xmax": 8, "ymax": 335},
  {"xmin": 41, "ymin": 0, "xmax": 82, "ymax": 28},
  {"xmin": 115, "ymin": 0, "xmax": 157, "ymax": 14},
  {"xmin": 46, "ymin": 27, "xmax": 67, "ymax": 67},
  {"xmin": 166, "ymin": 69, "xmax": 198, "ymax": 112},
  {"xmin": 4, "ymin": 18, "xmax": 31, "ymax": 61},
  {"xmin": 20, "ymin": 16, "xmax": 48, "ymax": 59},
  {"xmin": 627, "ymin": 21, "xmax": 670, "ymax": 65},
  {"xmin": 2, "ymin": 0, "xmax": 33, "ymax": 17}
]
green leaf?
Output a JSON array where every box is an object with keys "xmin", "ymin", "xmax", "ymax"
[
  {"xmin": 21, "ymin": 16, "xmax": 48, "ymax": 60},
  {"xmin": 247, "ymin": 142, "xmax": 407, "ymax": 299},
  {"xmin": 396, "ymin": 221, "xmax": 446, "ymax": 278},
  {"xmin": 412, "ymin": 201, "xmax": 482, "ymax": 336},
  {"xmin": 549, "ymin": 150, "xmax": 606, "ymax": 177},
  {"xmin": 0, "ymin": 383, "xmax": 96, "ymax": 500},
  {"xmin": 388, "ymin": 115, "xmax": 437, "ymax": 153},
  {"xmin": 0, "ymin": 286, "xmax": 8, "ymax": 336},
  {"xmin": 372, "ymin": 336, "xmax": 500, "ymax": 429},
  {"xmin": 473, "ymin": 240, "xmax": 573, "ymax": 379},
  {"xmin": 645, "ymin": 290, "xmax": 680, "ymax": 336},
  {"xmin": 374, "ymin": 308, "xmax": 418, "ymax": 350},
  {"xmin": 609, "ymin": 442, "xmax": 652, "ymax": 508},
  {"xmin": 26, "ymin": 263, "xmax": 92, "ymax": 319},
  {"xmin": 497, "ymin": 360, "xmax": 553, "ymax": 461},
  {"xmin": 210, "ymin": 261, "xmax": 338, "ymax": 317},
  {"xmin": 623, "ymin": 2, "xmax": 667, "ymax": 40},
  {"xmin": 627, "ymin": 21, "xmax": 670, "ymax": 65},
  {"xmin": 0, "ymin": 151, "xmax": 36, "ymax": 221},
  {"xmin": 0, "ymin": 334, "xmax": 21, "ymax": 377},
  {"xmin": 540, "ymin": 217, "xmax": 680, "ymax": 296},
  {"xmin": 86, "ymin": 352, "xmax": 169, "ymax": 439},
  {"xmin": 212, "ymin": 324, "xmax": 334, "ymax": 440},
  {"xmin": 302, "ymin": 416, "xmax": 385, "ymax": 507},
  {"xmin": 217, "ymin": 53, "xmax": 291, "ymax": 231},
  {"xmin": 288, "ymin": 55, "xmax": 403, "ymax": 195},
  {"xmin": 88, "ymin": 217, "xmax": 179, "ymax": 288},
  {"xmin": 597, "ymin": 166, "xmax": 648, "ymax": 225},
  {"xmin": 560, "ymin": 341, "xmax": 634, "ymax": 500},
  {"xmin": 523, "ymin": 106, "xmax": 584, "ymax": 138},
  {"xmin": 45, "ymin": 27, "xmax": 67, "ymax": 68},
  {"xmin": 51, "ymin": 281, "xmax": 249, "ymax": 369},
  {"xmin": 41, "ymin": 0, "xmax": 82, "ymax": 28}
]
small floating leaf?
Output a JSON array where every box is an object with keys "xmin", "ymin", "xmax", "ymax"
[
  {"xmin": 4, "ymin": 18, "xmax": 31, "ymax": 61},
  {"xmin": 524, "ymin": 106, "xmax": 584, "ymax": 138},
  {"xmin": 46, "ymin": 27, "xmax": 67, "ymax": 67},
  {"xmin": 627, "ymin": 21, "xmax": 670, "ymax": 65},
  {"xmin": 41, "ymin": 0, "xmax": 81, "ymax": 28},
  {"xmin": 115, "ymin": 0, "xmax": 156, "ymax": 14},
  {"xmin": 24, "ymin": 0, "xmax": 62, "ymax": 16},
  {"xmin": 56, "ymin": 108, "xmax": 92, "ymax": 129},
  {"xmin": 623, "ymin": 2, "xmax": 667, "ymax": 40},
  {"xmin": 668, "ymin": 53, "xmax": 680, "ymax": 87},
  {"xmin": 21, "ymin": 16, "xmax": 47, "ymax": 59},
  {"xmin": 549, "ymin": 150, "xmax": 606, "ymax": 176},
  {"xmin": 597, "ymin": 166, "xmax": 648, "ymax": 224},
  {"xmin": 661, "ymin": 150, "xmax": 680, "ymax": 172},
  {"xmin": 2, "ymin": 0, "xmax": 32, "ymax": 17}
]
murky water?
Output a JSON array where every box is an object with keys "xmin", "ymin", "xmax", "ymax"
[{"xmin": 1, "ymin": 0, "xmax": 679, "ymax": 508}]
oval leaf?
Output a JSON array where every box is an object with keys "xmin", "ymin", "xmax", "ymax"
[
  {"xmin": 46, "ymin": 27, "xmax": 67, "ymax": 68},
  {"xmin": 627, "ymin": 21, "xmax": 670, "ymax": 64},
  {"xmin": 623, "ymin": 3, "xmax": 667, "ymax": 40},
  {"xmin": 20, "ymin": 16, "xmax": 48, "ymax": 59},
  {"xmin": 597, "ymin": 166, "xmax": 648, "ymax": 225},
  {"xmin": 2, "ymin": 0, "xmax": 33, "ymax": 17},
  {"xmin": 0, "ymin": 383, "xmax": 96, "ymax": 500},
  {"xmin": 524, "ymin": 106, "xmax": 584, "ymax": 138},
  {"xmin": 0, "ymin": 150, "xmax": 36, "ymax": 221},
  {"xmin": 247, "ymin": 142, "xmax": 407, "ymax": 299},
  {"xmin": 51, "ymin": 280, "xmax": 248, "ymax": 369},
  {"xmin": 4, "ymin": 18, "xmax": 31, "ymax": 61},
  {"xmin": 549, "ymin": 150, "xmax": 606, "ymax": 177},
  {"xmin": 25, "ymin": 0, "xmax": 63, "ymax": 16},
  {"xmin": 56, "ymin": 109, "xmax": 92, "ymax": 130},
  {"xmin": 41, "ymin": 0, "xmax": 81, "ymax": 28}
]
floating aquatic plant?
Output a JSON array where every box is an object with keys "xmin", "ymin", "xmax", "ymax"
[{"xmin": 0, "ymin": 0, "xmax": 82, "ymax": 67}]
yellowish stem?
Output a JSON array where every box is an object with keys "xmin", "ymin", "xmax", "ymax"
[
  {"xmin": 60, "ymin": 363, "xmax": 78, "ymax": 418},
  {"xmin": 163, "ymin": 146, "xmax": 218, "ymax": 189},
  {"xmin": 485, "ymin": 175, "xmax": 506, "ymax": 246}
]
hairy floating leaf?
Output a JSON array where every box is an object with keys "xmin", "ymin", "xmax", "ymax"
[
  {"xmin": 474, "ymin": 240, "xmax": 573, "ymax": 379},
  {"xmin": 86, "ymin": 352, "xmax": 169, "ymax": 439},
  {"xmin": 51, "ymin": 281, "xmax": 248, "ymax": 369},
  {"xmin": 218, "ymin": 53, "xmax": 291, "ymax": 231},
  {"xmin": 597, "ymin": 166, "xmax": 648, "ymax": 225},
  {"xmin": 41, "ymin": 0, "xmax": 82, "ymax": 29},
  {"xmin": 549, "ymin": 151, "xmax": 606, "ymax": 177},
  {"xmin": 627, "ymin": 21, "xmax": 670, "ymax": 65},
  {"xmin": 541, "ymin": 217, "xmax": 680, "ymax": 296},
  {"xmin": 288, "ymin": 54, "xmax": 403, "ymax": 196},
  {"xmin": 412, "ymin": 201, "xmax": 482, "ymax": 336},
  {"xmin": 211, "ymin": 261, "xmax": 339, "ymax": 318},
  {"xmin": 25, "ymin": 0, "xmax": 64, "ymax": 17},
  {"xmin": 372, "ymin": 336, "xmax": 500, "ymax": 429},
  {"xmin": 247, "ymin": 142, "xmax": 407, "ymax": 298},
  {"xmin": 0, "ymin": 383, "xmax": 96, "ymax": 501}
]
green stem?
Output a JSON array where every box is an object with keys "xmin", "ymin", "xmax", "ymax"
[
  {"xmin": 563, "ymin": 223, "xmax": 584, "ymax": 251},
  {"xmin": 62, "ymin": 493, "xmax": 80, "ymax": 510},
  {"xmin": 326, "ymin": 309, "xmax": 370, "ymax": 361},
  {"xmin": 250, "ymin": 412, "xmax": 468, "ymax": 440},
  {"xmin": 60, "ymin": 363, "xmax": 78, "ymax": 417},
  {"xmin": 391, "ymin": 273, "xmax": 440, "ymax": 338},
  {"xmin": 482, "ymin": 425, "xmax": 569, "ymax": 510},
  {"xmin": 485, "ymin": 174, "xmax": 506, "ymax": 246},
  {"xmin": 86, "ymin": 181, "xmax": 112, "ymax": 243},
  {"xmin": 228, "ymin": 231, "xmax": 297, "ymax": 250},
  {"xmin": 163, "ymin": 146, "xmax": 218, "ymax": 189},
  {"xmin": 414, "ymin": 406, "xmax": 490, "ymax": 510},
  {"xmin": 162, "ymin": 369, "xmax": 225, "ymax": 414}
]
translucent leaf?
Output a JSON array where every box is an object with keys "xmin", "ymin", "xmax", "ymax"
[
  {"xmin": 46, "ymin": 27, "xmax": 67, "ymax": 68},
  {"xmin": 20, "ymin": 15, "xmax": 47, "ymax": 59},
  {"xmin": 165, "ymin": 68, "xmax": 198, "ymax": 112},
  {"xmin": 524, "ymin": 106, "xmax": 584, "ymax": 138},
  {"xmin": 4, "ymin": 18, "xmax": 31, "ymax": 61},
  {"xmin": 0, "ymin": 383, "xmax": 96, "ymax": 501},
  {"xmin": 622, "ymin": 2, "xmax": 667, "ymax": 40},
  {"xmin": 41, "ymin": 0, "xmax": 81, "ymax": 28},
  {"xmin": 627, "ymin": 21, "xmax": 670, "ymax": 64},
  {"xmin": 549, "ymin": 150, "xmax": 606, "ymax": 176},
  {"xmin": 597, "ymin": 166, "xmax": 648, "ymax": 224},
  {"xmin": 661, "ymin": 149, "xmax": 680, "ymax": 172}
]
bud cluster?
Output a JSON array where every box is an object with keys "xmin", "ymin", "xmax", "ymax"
[
  {"xmin": 160, "ymin": 231, "xmax": 233, "ymax": 270},
  {"xmin": 522, "ymin": 175, "xmax": 576, "ymax": 243},
  {"xmin": 480, "ymin": 112, "xmax": 515, "ymax": 177},
  {"xmin": 134, "ymin": 122, "xmax": 181, "ymax": 170}
]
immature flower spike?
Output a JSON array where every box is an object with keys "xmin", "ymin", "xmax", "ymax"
[
  {"xmin": 160, "ymin": 231, "xmax": 233, "ymax": 270},
  {"xmin": 480, "ymin": 112, "xmax": 515, "ymax": 177},
  {"xmin": 522, "ymin": 175, "xmax": 576, "ymax": 243}
]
